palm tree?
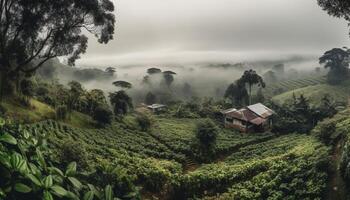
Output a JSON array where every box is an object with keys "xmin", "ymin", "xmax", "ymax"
[{"xmin": 239, "ymin": 69, "xmax": 265, "ymax": 105}]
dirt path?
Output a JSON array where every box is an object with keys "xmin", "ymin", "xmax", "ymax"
[{"xmin": 325, "ymin": 140, "xmax": 347, "ymax": 200}]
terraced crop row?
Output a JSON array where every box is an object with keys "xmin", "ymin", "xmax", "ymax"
[
  {"xmin": 174, "ymin": 134, "xmax": 329, "ymax": 199},
  {"xmin": 152, "ymin": 118, "xmax": 275, "ymax": 155},
  {"xmin": 264, "ymin": 76, "xmax": 327, "ymax": 99}
]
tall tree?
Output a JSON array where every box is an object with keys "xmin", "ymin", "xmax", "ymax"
[
  {"xmin": 86, "ymin": 89, "xmax": 108, "ymax": 114},
  {"xmin": 319, "ymin": 48, "xmax": 350, "ymax": 84},
  {"xmin": 112, "ymin": 81, "xmax": 132, "ymax": 90},
  {"xmin": 110, "ymin": 80, "xmax": 133, "ymax": 117},
  {"xmin": 224, "ymin": 81, "xmax": 248, "ymax": 107},
  {"xmin": 105, "ymin": 67, "xmax": 116, "ymax": 76},
  {"xmin": 67, "ymin": 81, "xmax": 84, "ymax": 112},
  {"xmin": 317, "ymin": 0, "xmax": 350, "ymax": 22},
  {"xmin": 238, "ymin": 69, "xmax": 265, "ymax": 105},
  {"xmin": 109, "ymin": 90, "xmax": 133, "ymax": 116},
  {"xmin": 0, "ymin": 0, "xmax": 115, "ymax": 98},
  {"xmin": 162, "ymin": 71, "xmax": 176, "ymax": 88},
  {"xmin": 147, "ymin": 68, "xmax": 162, "ymax": 75}
]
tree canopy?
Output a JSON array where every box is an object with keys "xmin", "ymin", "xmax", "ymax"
[
  {"xmin": 147, "ymin": 68, "xmax": 162, "ymax": 75},
  {"xmin": 318, "ymin": 0, "xmax": 350, "ymax": 22},
  {"xmin": 238, "ymin": 69, "xmax": 265, "ymax": 105},
  {"xmin": 0, "ymin": 0, "xmax": 115, "ymax": 74},
  {"xmin": 112, "ymin": 81, "xmax": 132, "ymax": 89},
  {"xmin": 319, "ymin": 48, "xmax": 350, "ymax": 84}
]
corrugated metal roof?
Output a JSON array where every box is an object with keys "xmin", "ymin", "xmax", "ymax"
[
  {"xmin": 221, "ymin": 108, "xmax": 237, "ymax": 114},
  {"xmin": 148, "ymin": 104, "xmax": 166, "ymax": 109},
  {"xmin": 226, "ymin": 108, "xmax": 259, "ymax": 122},
  {"xmin": 247, "ymin": 103, "xmax": 274, "ymax": 118}
]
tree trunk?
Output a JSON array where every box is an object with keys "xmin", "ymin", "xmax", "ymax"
[
  {"xmin": 249, "ymin": 84, "xmax": 252, "ymax": 105},
  {"xmin": 0, "ymin": 70, "xmax": 4, "ymax": 102}
]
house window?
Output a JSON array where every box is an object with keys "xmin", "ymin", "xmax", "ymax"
[
  {"xmin": 225, "ymin": 117, "xmax": 233, "ymax": 123},
  {"xmin": 242, "ymin": 121, "xmax": 247, "ymax": 126}
]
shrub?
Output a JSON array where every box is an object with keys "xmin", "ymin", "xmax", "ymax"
[
  {"xmin": 59, "ymin": 140, "xmax": 88, "ymax": 168},
  {"xmin": 93, "ymin": 106, "xmax": 113, "ymax": 125},
  {"xmin": 136, "ymin": 112, "xmax": 153, "ymax": 131},
  {"xmin": 192, "ymin": 119, "xmax": 218, "ymax": 162},
  {"xmin": 56, "ymin": 105, "xmax": 68, "ymax": 120},
  {"xmin": 314, "ymin": 120, "xmax": 337, "ymax": 145},
  {"xmin": 90, "ymin": 164, "xmax": 140, "ymax": 199}
]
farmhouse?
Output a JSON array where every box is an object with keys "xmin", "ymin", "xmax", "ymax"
[
  {"xmin": 147, "ymin": 104, "xmax": 167, "ymax": 113},
  {"xmin": 222, "ymin": 103, "xmax": 274, "ymax": 133}
]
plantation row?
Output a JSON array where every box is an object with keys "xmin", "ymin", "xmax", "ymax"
[
  {"xmin": 263, "ymin": 76, "xmax": 327, "ymax": 99},
  {"xmin": 224, "ymin": 134, "xmax": 311, "ymax": 164},
  {"xmin": 176, "ymin": 135, "xmax": 329, "ymax": 199},
  {"xmin": 152, "ymin": 118, "xmax": 275, "ymax": 155},
  {"xmin": 24, "ymin": 119, "xmax": 329, "ymax": 199},
  {"xmin": 205, "ymin": 142, "xmax": 328, "ymax": 200},
  {"xmin": 25, "ymin": 120, "xmax": 183, "ymax": 192}
]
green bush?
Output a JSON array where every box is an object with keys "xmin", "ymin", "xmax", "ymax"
[
  {"xmin": 90, "ymin": 164, "xmax": 140, "ymax": 199},
  {"xmin": 135, "ymin": 112, "xmax": 153, "ymax": 131},
  {"xmin": 59, "ymin": 140, "xmax": 88, "ymax": 168},
  {"xmin": 192, "ymin": 119, "xmax": 218, "ymax": 162},
  {"xmin": 92, "ymin": 106, "xmax": 113, "ymax": 125}
]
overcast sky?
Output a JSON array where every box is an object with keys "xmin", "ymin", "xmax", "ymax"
[{"xmin": 76, "ymin": 0, "xmax": 350, "ymax": 67}]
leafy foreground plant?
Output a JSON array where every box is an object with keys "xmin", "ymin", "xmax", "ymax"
[{"xmin": 0, "ymin": 119, "xmax": 137, "ymax": 200}]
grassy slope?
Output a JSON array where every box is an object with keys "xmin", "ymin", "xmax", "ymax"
[
  {"xmin": 2, "ymin": 97, "xmax": 55, "ymax": 123},
  {"xmin": 272, "ymin": 83, "xmax": 350, "ymax": 106},
  {"xmin": 1, "ymin": 97, "xmax": 94, "ymax": 128}
]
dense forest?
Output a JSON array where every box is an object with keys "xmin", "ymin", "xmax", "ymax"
[{"xmin": 1, "ymin": 0, "xmax": 350, "ymax": 200}]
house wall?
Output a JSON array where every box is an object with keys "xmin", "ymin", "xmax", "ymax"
[{"xmin": 224, "ymin": 117, "xmax": 249, "ymax": 132}]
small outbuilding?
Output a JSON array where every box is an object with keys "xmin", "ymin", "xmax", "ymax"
[
  {"xmin": 147, "ymin": 104, "xmax": 167, "ymax": 113},
  {"xmin": 222, "ymin": 103, "xmax": 274, "ymax": 133}
]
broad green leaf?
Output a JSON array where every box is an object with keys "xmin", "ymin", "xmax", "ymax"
[
  {"xmin": 23, "ymin": 130, "xmax": 30, "ymax": 139},
  {"xmin": 68, "ymin": 177, "xmax": 82, "ymax": 190},
  {"xmin": 17, "ymin": 160, "xmax": 28, "ymax": 173},
  {"xmin": 27, "ymin": 174, "xmax": 42, "ymax": 186},
  {"xmin": 48, "ymin": 167, "xmax": 64, "ymax": 177},
  {"xmin": 105, "ymin": 185, "xmax": 113, "ymax": 200},
  {"xmin": 88, "ymin": 184, "xmax": 101, "ymax": 198},
  {"xmin": 29, "ymin": 163, "xmax": 42, "ymax": 176},
  {"xmin": 0, "ymin": 133, "xmax": 17, "ymax": 145},
  {"xmin": 14, "ymin": 183, "xmax": 32, "ymax": 193},
  {"xmin": 43, "ymin": 190, "xmax": 53, "ymax": 200},
  {"xmin": 65, "ymin": 162, "xmax": 77, "ymax": 176},
  {"xmin": 43, "ymin": 175, "xmax": 53, "ymax": 189},
  {"xmin": 66, "ymin": 191, "xmax": 79, "ymax": 200},
  {"xmin": 36, "ymin": 149, "xmax": 47, "ymax": 170},
  {"xmin": 0, "ymin": 154, "xmax": 11, "ymax": 168},
  {"xmin": 50, "ymin": 185, "xmax": 67, "ymax": 197},
  {"xmin": 83, "ymin": 191, "xmax": 94, "ymax": 200},
  {"xmin": 10, "ymin": 153, "xmax": 22, "ymax": 169}
]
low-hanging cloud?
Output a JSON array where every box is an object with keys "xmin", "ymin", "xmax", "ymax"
[{"xmin": 75, "ymin": 0, "xmax": 350, "ymax": 68}]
